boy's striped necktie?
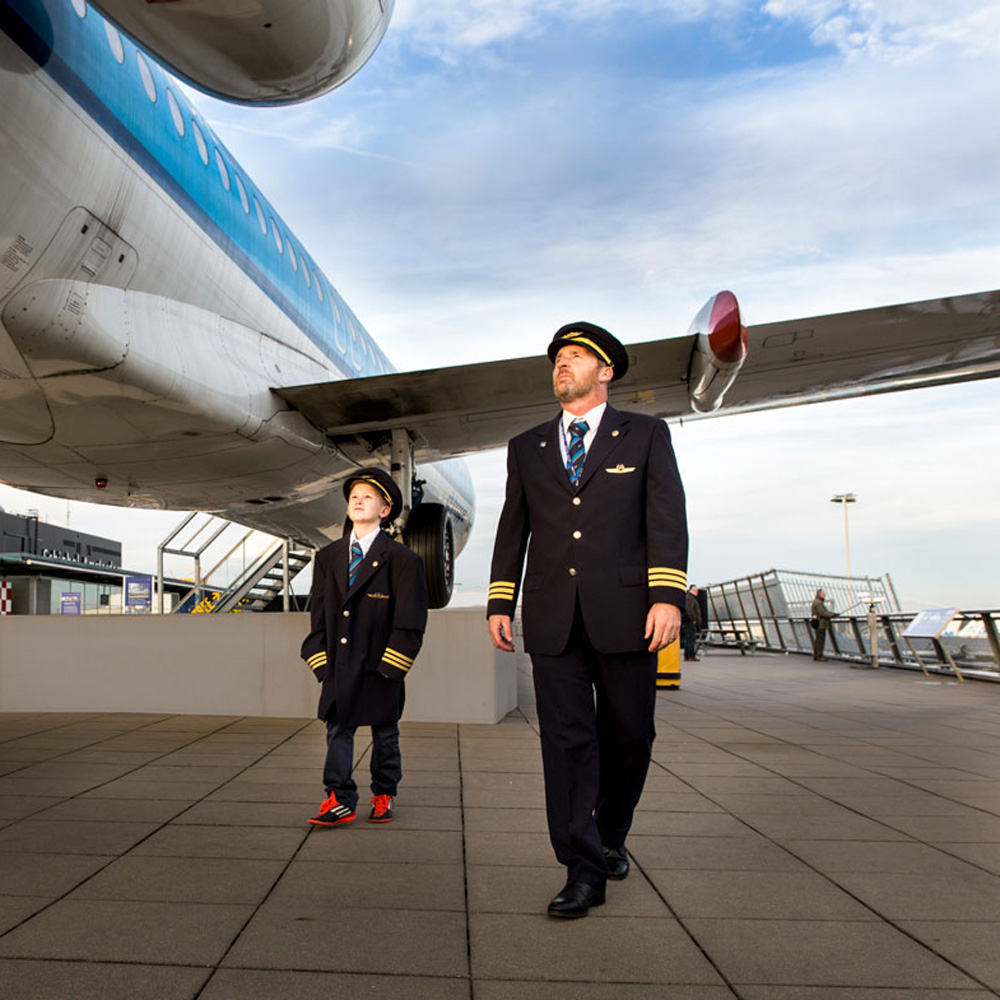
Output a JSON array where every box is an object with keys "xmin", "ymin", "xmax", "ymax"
[{"xmin": 348, "ymin": 541, "xmax": 363, "ymax": 587}]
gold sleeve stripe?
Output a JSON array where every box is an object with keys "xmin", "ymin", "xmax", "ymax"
[
  {"xmin": 382, "ymin": 649, "xmax": 414, "ymax": 670},
  {"xmin": 648, "ymin": 568, "xmax": 687, "ymax": 587},
  {"xmin": 489, "ymin": 582, "xmax": 517, "ymax": 598},
  {"xmin": 307, "ymin": 652, "xmax": 327, "ymax": 670}
]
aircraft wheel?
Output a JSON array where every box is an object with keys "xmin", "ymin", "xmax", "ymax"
[{"xmin": 404, "ymin": 503, "xmax": 454, "ymax": 609}]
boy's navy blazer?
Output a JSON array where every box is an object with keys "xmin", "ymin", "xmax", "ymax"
[
  {"xmin": 302, "ymin": 530, "xmax": 427, "ymax": 727},
  {"xmin": 487, "ymin": 406, "xmax": 688, "ymax": 656}
]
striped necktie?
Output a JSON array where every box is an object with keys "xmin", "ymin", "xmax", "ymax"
[
  {"xmin": 348, "ymin": 541, "xmax": 363, "ymax": 588},
  {"xmin": 566, "ymin": 419, "xmax": 589, "ymax": 488}
]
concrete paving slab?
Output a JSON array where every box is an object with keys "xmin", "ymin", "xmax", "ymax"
[
  {"xmin": 832, "ymin": 871, "xmax": 1000, "ymax": 920},
  {"xmin": 738, "ymin": 988, "xmax": 996, "ymax": 999},
  {"xmin": 630, "ymin": 834, "xmax": 810, "ymax": 872},
  {"xmin": 629, "ymin": 811, "xmax": 754, "ymax": 837},
  {"xmin": 683, "ymin": 918, "xmax": 982, "ymax": 989},
  {"xmin": 131, "ymin": 824, "xmax": 308, "ymax": 860},
  {"xmin": 475, "ymin": 984, "xmax": 736, "ymax": 1000},
  {"xmin": 469, "ymin": 912, "xmax": 725, "ymax": 985},
  {"xmin": 83, "ymin": 778, "xmax": 221, "ymax": 800},
  {"xmin": 899, "ymin": 922, "xmax": 1000, "ymax": 993},
  {"xmin": 172, "ymin": 800, "xmax": 316, "ymax": 827},
  {"xmin": 463, "ymin": 805, "xmax": 549, "ymax": 833},
  {"xmin": 222, "ymin": 901, "xmax": 469, "ymax": 976},
  {"xmin": 0, "ymin": 851, "xmax": 114, "ymax": 896},
  {"xmin": 465, "ymin": 830, "xmax": 555, "ymax": 867},
  {"xmin": 268, "ymin": 859, "xmax": 466, "ymax": 911},
  {"xmin": 0, "ymin": 819, "xmax": 157, "ymax": 855},
  {"xmin": 0, "ymin": 796, "xmax": 61, "ymax": 820},
  {"xmin": 646, "ymin": 870, "xmax": 879, "ymax": 920},
  {"xmin": 0, "ymin": 958, "xmax": 211, "ymax": 1000},
  {"xmin": 297, "ymin": 827, "xmax": 463, "ymax": 864},
  {"xmin": 198, "ymin": 969, "xmax": 470, "ymax": 1000},
  {"xmin": 32, "ymin": 796, "xmax": 192, "ymax": 823},
  {"xmin": 0, "ymin": 896, "xmax": 49, "ymax": 934},
  {"xmin": 0, "ymin": 899, "xmax": 253, "ymax": 964},
  {"xmin": 779, "ymin": 840, "xmax": 988, "ymax": 874},
  {"xmin": 739, "ymin": 814, "xmax": 911, "ymax": 842},
  {"xmin": 70, "ymin": 855, "xmax": 285, "ymax": 904}
]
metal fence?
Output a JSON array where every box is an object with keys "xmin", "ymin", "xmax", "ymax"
[{"xmin": 704, "ymin": 569, "xmax": 1000, "ymax": 680}]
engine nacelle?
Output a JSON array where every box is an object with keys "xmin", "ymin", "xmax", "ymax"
[
  {"xmin": 687, "ymin": 290, "xmax": 748, "ymax": 414},
  {"xmin": 88, "ymin": 0, "xmax": 394, "ymax": 106}
]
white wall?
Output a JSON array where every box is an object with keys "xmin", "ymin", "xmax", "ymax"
[{"xmin": 0, "ymin": 608, "xmax": 518, "ymax": 723}]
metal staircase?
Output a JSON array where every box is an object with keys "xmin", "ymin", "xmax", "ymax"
[{"xmin": 157, "ymin": 513, "xmax": 314, "ymax": 613}]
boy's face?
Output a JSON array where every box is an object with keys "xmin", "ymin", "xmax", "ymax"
[{"xmin": 348, "ymin": 482, "xmax": 390, "ymax": 528}]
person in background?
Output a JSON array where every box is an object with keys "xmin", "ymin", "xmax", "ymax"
[
  {"xmin": 683, "ymin": 584, "xmax": 703, "ymax": 661},
  {"xmin": 811, "ymin": 588, "xmax": 837, "ymax": 661}
]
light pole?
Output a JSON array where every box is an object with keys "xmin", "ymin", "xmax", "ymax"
[{"xmin": 830, "ymin": 493, "xmax": 857, "ymax": 600}]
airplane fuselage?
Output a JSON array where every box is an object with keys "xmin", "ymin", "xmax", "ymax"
[{"xmin": 0, "ymin": 0, "xmax": 473, "ymax": 550}]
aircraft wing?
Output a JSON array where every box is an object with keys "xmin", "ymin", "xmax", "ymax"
[{"xmin": 273, "ymin": 289, "xmax": 1000, "ymax": 461}]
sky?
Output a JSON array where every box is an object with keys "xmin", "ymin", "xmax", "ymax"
[{"xmin": 3, "ymin": 0, "xmax": 1000, "ymax": 610}]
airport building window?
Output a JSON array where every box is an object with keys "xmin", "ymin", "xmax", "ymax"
[
  {"xmin": 105, "ymin": 23, "xmax": 125, "ymax": 64},
  {"xmin": 270, "ymin": 219, "xmax": 283, "ymax": 254},
  {"xmin": 234, "ymin": 175, "xmax": 250, "ymax": 214},
  {"xmin": 136, "ymin": 52, "xmax": 157, "ymax": 103},
  {"xmin": 166, "ymin": 89, "xmax": 185, "ymax": 137},
  {"xmin": 253, "ymin": 197, "xmax": 267, "ymax": 235},
  {"xmin": 214, "ymin": 149, "xmax": 230, "ymax": 191},
  {"xmin": 191, "ymin": 121, "xmax": 209, "ymax": 165},
  {"xmin": 71, "ymin": 0, "xmax": 86, "ymax": 18}
]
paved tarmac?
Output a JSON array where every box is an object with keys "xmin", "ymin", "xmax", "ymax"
[{"xmin": 1, "ymin": 649, "xmax": 999, "ymax": 999}]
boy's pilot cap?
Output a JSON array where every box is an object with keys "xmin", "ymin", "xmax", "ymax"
[
  {"xmin": 548, "ymin": 321, "xmax": 629, "ymax": 381},
  {"xmin": 343, "ymin": 467, "xmax": 402, "ymax": 523}
]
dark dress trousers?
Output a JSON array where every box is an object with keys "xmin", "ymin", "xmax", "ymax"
[{"xmin": 488, "ymin": 406, "xmax": 688, "ymax": 886}]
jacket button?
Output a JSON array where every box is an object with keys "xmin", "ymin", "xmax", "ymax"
[
  {"xmin": 342, "ymin": 610, "xmax": 350, "ymax": 617},
  {"xmin": 572, "ymin": 530, "xmax": 581, "ymax": 539},
  {"xmin": 568, "ymin": 568, "xmax": 577, "ymax": 576},
  {"xmin": 572, "ymin": 497, "xmax": 581, "ymax": 506},
  {"xmin": 340, "ymin": 637, "xmax": 348, "ymax": 644}
]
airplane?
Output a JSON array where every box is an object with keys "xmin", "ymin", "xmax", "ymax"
[{"xmin": 2, "ymin": 0, "xmax": 1000, "ymax": 609}]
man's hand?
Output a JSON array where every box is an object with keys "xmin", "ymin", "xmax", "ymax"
[
  {"xmin": 488, "ymin": 614, "xmax": 515, "ymax": 652},
  {"xmin": 645, "ymin": 602, "xmax": 681, "ymax": 653}
]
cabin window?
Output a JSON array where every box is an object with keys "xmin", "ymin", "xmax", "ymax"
[
  {"xmin": 137, "ymin": 53, "xmax": 157, "ymax": 103},
  {"xmin": 234, "ymin": 175, "xmax": 250, "ymax": 214},
  {"xmin": 191, "ymin": 121, "xmax": 209, "ymax": 165},
  {"xmin": 287, "ymin": 241, "xmax": 298, "ymax": 271},
  {"xmin": 314, "ymin": 273, "xmax": 324, "ymax": 301},
  {"xmin": 253, "ymin": 197, "xmax": 267, "ymax": 235},
  {"xmin": 105, "ymin": 23, "xmax": 125, "ymax": 64},
  {"xmin": 166, "ymin": 89, "xmax": 185, "ymax": 137},
  {"xmin": 214, "ymin": 149, "xmax": 230, "ymax": 191},
  {"xmin": 270, "ymin": 219, "xmax": 283, "ymax": 254},
  {"xmin": 301, "ymin": 257, "xmax": 311, "ymax": 287},
  {"xmin": 71, "ymin": 0, "xmax": 86, "ymax": 18}
]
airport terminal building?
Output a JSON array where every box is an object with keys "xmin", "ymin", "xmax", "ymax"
[{"xmin": 0, "ymin": 508, "xmax": 128, "ymax": 615}]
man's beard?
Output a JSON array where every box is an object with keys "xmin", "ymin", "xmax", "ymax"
[{"xmin": 553, "ymin": 370, "xmax": 597, "ymax": 402}]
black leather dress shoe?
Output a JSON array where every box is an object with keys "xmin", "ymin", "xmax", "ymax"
[
  {"xmin": 604, "ymin": 845, "xmax": 630, "ymax": 881},
  {"xmin": 546, "ymin": 880, "xmax": 606, "ymax": 918}
]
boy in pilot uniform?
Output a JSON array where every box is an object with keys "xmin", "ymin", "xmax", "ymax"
[{"xmin": 302, "ymin": 467, "xmax": 428, "ymax": 826}]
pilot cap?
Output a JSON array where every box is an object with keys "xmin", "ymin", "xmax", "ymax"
[
  {"xmin": 343, "ymin": 467, "xmax": 402, "ymax": 523},
  {"xmin": 548, "ymin": 321, "xmax": 629, "ymax": 381}
]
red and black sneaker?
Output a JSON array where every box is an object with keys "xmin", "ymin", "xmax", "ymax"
[
  {"xmin": 368, "ymin": 794, "xmax": 395, "ymax": 823},
  {"xmin": 309, "ymin": 792, "xmax": 356, "ymax": 826}
]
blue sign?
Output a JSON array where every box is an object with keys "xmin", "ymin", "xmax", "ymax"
[
  {"xmin": 124, "ymin": 576, "xmax": 153, "ymax": 614},
  {"xmin": 60, "ymin": 592, "xmax": 82, "ymax": 615}
]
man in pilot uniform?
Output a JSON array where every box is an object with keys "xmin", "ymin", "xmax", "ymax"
[
  {"xmin": 302, "ymin": 467, "xmax": 428, "ymax": 827},
  {"xmin": 488, "ymin": 322, "xmax": 688, "ymax": 918}
]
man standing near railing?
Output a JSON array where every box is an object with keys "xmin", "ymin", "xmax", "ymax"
[{"xmin": 811, "ymin": 589, "xmax": 837, "ymax": 661}]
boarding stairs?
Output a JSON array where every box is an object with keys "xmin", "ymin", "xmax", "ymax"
[{"xmin": 157, "ymin": 513, "xmax": 314, "ymax": 613}]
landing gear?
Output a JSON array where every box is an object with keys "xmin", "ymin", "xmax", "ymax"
[{"xmin": 404, "ymin": 503, "xmax": 454, "ymax": 610}]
